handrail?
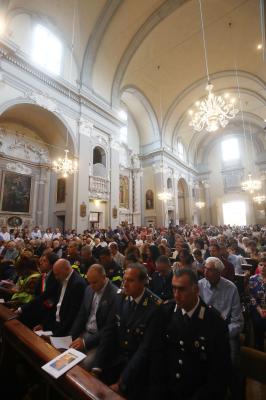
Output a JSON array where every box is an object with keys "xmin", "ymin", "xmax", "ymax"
[{"xmin": 0, "ymin": 304, "xmax": 124, "ymax": 400}]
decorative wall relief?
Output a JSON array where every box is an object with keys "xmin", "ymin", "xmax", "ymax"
[
  {"xmin": 119, "ymin": 175, "xmax": 129, "ymax": 209},
  {"xmin": 6, "ymin": 162, "xmax": 32, "ymax": 175},
  {"xmin": 0, "ymin": 127, "xmax": 50, "ymax": 163},
  {"xmin": 0, "ymin": 171, "xmax": 32, "ymax": 214},
  {"xmin": 26, "ymin": 91, "xmax": 59, "ymax": 113}
]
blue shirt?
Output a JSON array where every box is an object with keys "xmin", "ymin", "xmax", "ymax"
[
  {"xmin": 228, "ymin": 254, "xmax": 244, "ymax": 275},
  {"xmin": 198, "ymin": 277, "xmax": 243, "ymax": 338}
]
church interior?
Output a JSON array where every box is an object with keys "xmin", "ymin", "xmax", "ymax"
[{"xmin": 0, "ymin": 0, "xmax": 266, "ymax": 399}]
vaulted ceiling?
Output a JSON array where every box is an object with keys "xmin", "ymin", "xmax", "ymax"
[{"xmin": 4, "ymin": 0, "xmax": 266, "ymax": 160}]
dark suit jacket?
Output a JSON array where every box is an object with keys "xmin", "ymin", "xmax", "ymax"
[
  {"xmin": 47, "ymin": 270, "xmax": 87, "ymax": 336},
  {"xmin": 70, "ymin": 280, "xmax": 117, "ymax": 349},
  {"xmin": 20, "ymin": 271, "xmax": 60, "ymax": 328}
]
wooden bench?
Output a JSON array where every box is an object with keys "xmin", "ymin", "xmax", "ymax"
[
  {"xmin": 0, "ymin": 304, "xmax": 124, "ymax": 400},
  {"xmin": 240, "ymin": 346, "xmax": 266, "ymax": 400}
]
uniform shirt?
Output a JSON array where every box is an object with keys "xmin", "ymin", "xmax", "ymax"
[
  {"xmin": 180, "ymin": 297, "xmax": 200, "ymax": 317},
  {"xmin": 86, "ymin": 279, "xmax": 109, "ymax": 334},
  {"xmin": 56, "ymin": 270, "xmax": 74, "ymax": 322},
  {"xmin": 198, "ymin": 277, "xmax": 243, "ymax": 338}
]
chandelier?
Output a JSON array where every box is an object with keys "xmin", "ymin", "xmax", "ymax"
[
  {"xmin": 158, "ymin": 192, "xmax": 172, "ymax": 202},
  {"xmin": 52, "ymin": 149, "xmax": 78, "ymax": 178},
  {"xmin": 189, "ymin": 0, "xmax": 238, "ymax": 133},
  {"xmin": 253, "ymin": 195, "xmax": 266, "ymax": 204},
  {"xmin": 189, "ymin": 83, "xmax": 239, "ymax": 132},
  {"xmin": 241, "ymin": 174, "xmax": 262, "ymax": 194},
  {"xmin": 195, "ymin": 201, "xmax": 205, "ymax": 209}
]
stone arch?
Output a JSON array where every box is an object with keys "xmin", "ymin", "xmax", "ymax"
[
  {"xmin": 120, "ymin": 85, "xmax": 160, "ymax": 144},
  {"xmin": 0, "ymin": 99, "xmax": 77, "ymax": 154}
]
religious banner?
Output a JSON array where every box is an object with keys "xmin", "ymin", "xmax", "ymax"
[
  {"xmin": 80, "ymin": 202, "xmax": 87, "ymax": 218},
  {"xmin": 119, "ymin": 175, "xmax": 129, "ymax": 209}
]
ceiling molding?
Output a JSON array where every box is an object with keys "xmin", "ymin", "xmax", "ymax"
[
  {"xmin": 111, "ymin": 0, "xmax": 190, "ymax": 107},
  {"xmin": 81, "ymin": 0, "xmax": 124, "ymax": 89},
  {"xmin": 121, "ymin": 84, "xmax": 160, "ymax": 142}
]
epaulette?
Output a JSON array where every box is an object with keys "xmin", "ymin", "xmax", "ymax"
[{"xmin": 148, "ymin": 291, "xmax": 163, "ymax": 305}]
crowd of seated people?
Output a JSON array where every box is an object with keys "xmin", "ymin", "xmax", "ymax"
[{"xmin": 0, "ymin": 222, "xmax": 266, "ymax": 399}]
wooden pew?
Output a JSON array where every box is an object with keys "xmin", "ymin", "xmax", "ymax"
[
  {"xmin": 0, "ymin": 304, "xmax": 124, "ymax": 400},
  {"xmin": 240, "ymin": 346, "xmax": 266, "ymax": 400}
]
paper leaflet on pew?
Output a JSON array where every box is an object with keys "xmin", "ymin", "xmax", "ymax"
[
  {"xmin": 50, "ymin": 336, "xmax": 72, "ymax": 349},
  {"xmin": 42, "ymin": 348, "xmax": 86, "ymax": 379},
  {"xmin": 34, "ymin": 330, "xmax": 53, "ymax": 337}
]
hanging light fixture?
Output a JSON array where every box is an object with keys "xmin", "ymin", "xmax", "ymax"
[
  {"xmin": 189, "ymin": 0, "xmax": 238, "ymax": 132},
  {"xmin": 241, "ymin": 116, "xmax": 261, "ymax": 193},
  {"xmin": 253, "ymin": 194, "xmax": 266, "ymax": 204},
  {"xmin": 195, "ymin": 201, "xmax": 205, "ymax": 209},
  {"xmin": 52, "ymin": 149, "xmax": 78, "ymax": 178},
  {"xmin": 241, "ymin": 174, "xmax": 262, "ymax": 194},
  {"xmin": 52, "ymin": 1, "xmax": 78, "ymax": 178},
  {"xmin": 157, "ymin": 152, "xmax": 172, "ymax": 202},
  {"xmin": 158, "ymin": 191, "xmax": 172, "ymax": 201}
]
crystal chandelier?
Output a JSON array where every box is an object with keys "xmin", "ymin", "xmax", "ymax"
[
  {"xmin": 241, "ymin": 174, "xmax": 261, "ymax": 194},
  {"xmin": 195, "ymin": 201, "xmax": 205, "ymax": 209},
  {"xmin": 253, "ymin": 195, "xmax": 266, "ymax": 204},
  {"xmin": 52, "ymin": 149, "xmax": 78, "ymax": 178},
  {"xmin": 189, "ymin": 83, "xmax": 239, "ymax": 132},
  {"xmin": 189, "ymin": 0, "xmax": 238, "ymax": 133},
  {"xmin": 158, "ymin": 192, "xmax": 172, "ymax": 202}
]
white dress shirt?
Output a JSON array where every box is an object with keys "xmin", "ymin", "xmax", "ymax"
[
  {"xmin": 86, "ymin": 279, "xmax": 109, "ymax": 334},
  {"xmin": 56, "ymin": 270, "xmax": 74, "ymax": 322}
]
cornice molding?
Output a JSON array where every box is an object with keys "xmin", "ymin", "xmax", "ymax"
[{"xmin": 0, "ymin": 42, "xmax": 123, "ymax": 128}]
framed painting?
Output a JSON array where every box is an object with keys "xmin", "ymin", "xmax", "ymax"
[
  {"xmin": 0, "ymin": 171, "xmax": 32, "ymax": 214},
  {"xmin": 119, "ymin": 176, "xmax": 129, "ymax": 209},
  {"xmin": 145, "ymin": 189, "xmax": 154, "ymax": 210},
  {"xmin": 57, "ymin": 178, "xmax": 66, "ymax": 204}
]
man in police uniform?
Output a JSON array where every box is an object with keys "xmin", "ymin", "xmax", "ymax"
[
  {"xmin": 151, "ymin": 268, "xmax": 231, "ymax": 400},
  {"xmin": 149, "ymin": 255, "xmax": 173, "ymax": 301},
  {"xmin": 92, "ymin": 262, "xmax": 161, "ymax": 399}
]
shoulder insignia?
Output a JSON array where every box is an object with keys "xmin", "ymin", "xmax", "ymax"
[
  {"xmin": 143, "ymin": 297, "xmax": 148, "ymax": 306},
  {"xmin": 198, "ymin": 306, "xmax": 205, "ymax": 320}
]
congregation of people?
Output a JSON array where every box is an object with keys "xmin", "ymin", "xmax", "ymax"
[{"xmin": 0, "ymin": 222, "xmax": 266, "ymax": 399}]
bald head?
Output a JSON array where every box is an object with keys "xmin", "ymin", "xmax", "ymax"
[
  {"xmin": 53, "ymin": 259, "xmax": 72, "ymax": 282},
  {"xmin": 87, "ymin": 264, "xmax": 107, "ymax": 292}
]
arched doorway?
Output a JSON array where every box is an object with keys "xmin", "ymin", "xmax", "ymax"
[
  {"xmin": 0, "ymin": 103, "xmax": 76, "ymax": 230},
  {"xmin": 177, "ymin": 178, "xmax": 189, "ymax": 225}
]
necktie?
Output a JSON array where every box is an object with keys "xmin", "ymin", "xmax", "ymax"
[{"xmin": 41, "ymin": 273, "xmax": 47, "ymax": 293}]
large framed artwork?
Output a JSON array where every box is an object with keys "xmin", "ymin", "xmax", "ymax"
[
  {"xmin": 119, "ymin": 176, "xmax": 129, "ymax": 209},
  {"xmin": 57, "ymin": 178, "xmax": 66, "ymax": 203},
  {"xmin": 0, "ymin": 171, "xmax": 32, "ymax": 214}
]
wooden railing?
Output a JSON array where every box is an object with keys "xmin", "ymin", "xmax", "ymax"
[{"xmin": 0, "ymin": 304, "xmax": 124, "ymax": 400}]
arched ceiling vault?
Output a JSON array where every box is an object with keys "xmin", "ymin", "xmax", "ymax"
[{"xmin": 4, "ymin": 0, "xmax": 266, "ymax": 151}]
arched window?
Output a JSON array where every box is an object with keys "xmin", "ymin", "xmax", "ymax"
[
  {"xmin": 32, "ymin": 24, "xmax": 62, "ymax": 75},
  {"xmin": 93, "ymin": 146, "xmax": 106, "ymax": 166},
  {"xmin": 167, "ymin": 178, "xmax": 172, "ymax": 189}
]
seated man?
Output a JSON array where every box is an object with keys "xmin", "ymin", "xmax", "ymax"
[
  {"xmin": 17, "ymin": 251, "xmax": 60, "ymax": 328},
  {"xmin": 69, "ymin": 264, "xmax": 117, "ymax": 369},
  {"xmin": 80, "ymin": 245, "xmax": 97, "ymax": 275},
  {"xmin": 99, "ymin": 247, "xmax": 123, "ymax": 287},
  {"xmin": 34, "ymin": 259, "xmax": 87, "ymax": 336},
  {"xmin": 198, "ymin": 257, "xmax": 244, "ymax": 399},
  {"xmin": 149, "ymin": 255, "xmax": 173, "ymax": 301},
  {"xmin": 92, "ymin": 263, "xmax": 161, "ymax": 399},
  {"xmin": 150, "ymin": 268, "xmax": 231, "ymax": 400}
]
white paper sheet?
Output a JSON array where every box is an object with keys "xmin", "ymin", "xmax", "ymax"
[
  {"xmin": 0, "ymin": 299, "xmax": 5, "ymax": 303},
  {"xmin": 42, "ymin": 348, "xmax": 86, "ymax": 379},
  {"xmin": 35, "ymin": 330, "xmax": 53, "ymax": 337},
  {"xmin": 50, "ymin": 336, "xmax": 72, "ymax": 349}
]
